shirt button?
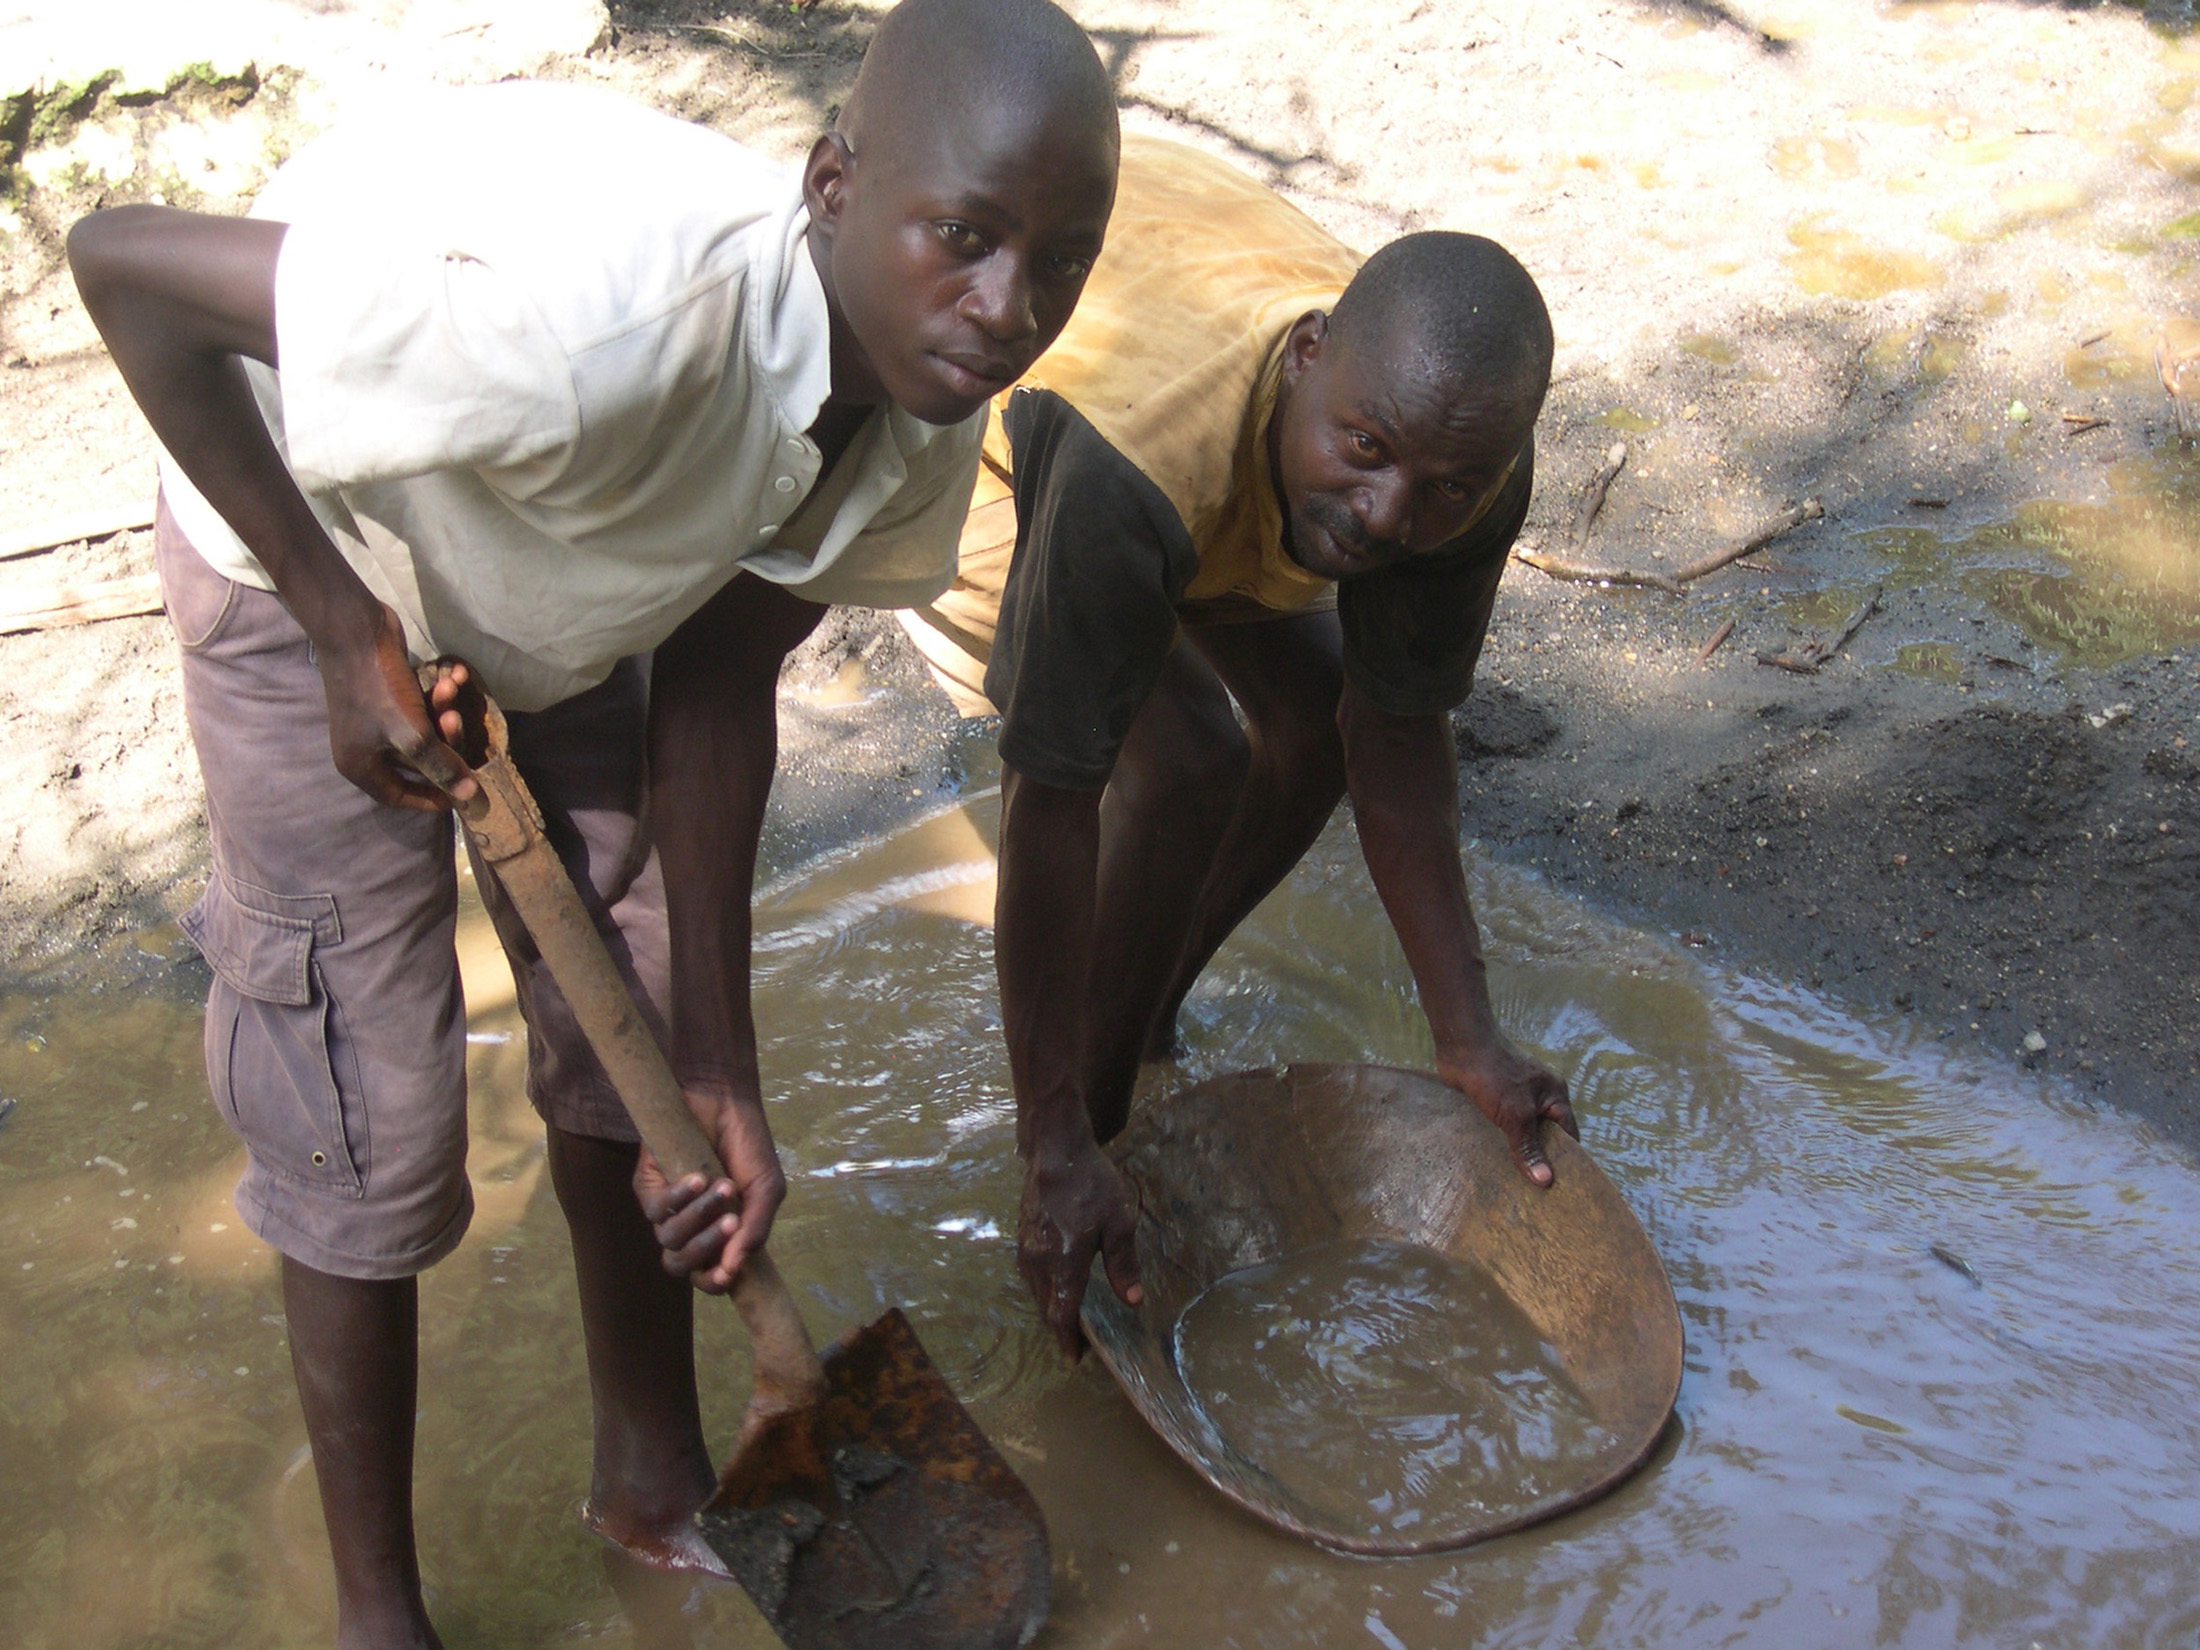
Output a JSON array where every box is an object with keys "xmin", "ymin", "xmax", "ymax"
[{"xmin": 774, "ymin": 475, "xmax": 797, "ymax": 494}]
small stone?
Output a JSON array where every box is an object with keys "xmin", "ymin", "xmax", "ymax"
[
  {"xmin": 2007, "ymin": 400, "xmax": 2032, "ymax": 425},
  {"xmin": 2022, "ymin": 1030, "xmax": 2048, "ymax": 1054}
]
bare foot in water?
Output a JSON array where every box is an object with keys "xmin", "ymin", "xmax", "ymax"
[{"xmin": 579, "ymin": 1496, "xmax": 730, "ymax": 1578}]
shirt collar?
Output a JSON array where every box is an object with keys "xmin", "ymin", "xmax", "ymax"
[{"xmin": 750, "ymin": 182, "xmax": 949, "ymax": 456}]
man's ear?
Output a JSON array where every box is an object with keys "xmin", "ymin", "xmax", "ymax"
[
  {"xmin": 802, "ymin": 132, "xmax": 855, "ymax": 235},
  {"xmin": 1281, "ymin": 310, "xmax": 1329, "ymax": 387}
]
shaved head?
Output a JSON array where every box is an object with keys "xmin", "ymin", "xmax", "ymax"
[
  {"xmin": 801, "ymin": 0, "xmax": 1119, "ymax": 424},
  {"xmin": 1329, "ymin": 233, "xmax": 1553, "ymax": 447},
  {"xmin": 840, "ymin": 0, "xmax": 1118, "ymax": 167},
  {"xmin": 1268, "ymin": 233, "xmax": 1551, "ymax": 577}
]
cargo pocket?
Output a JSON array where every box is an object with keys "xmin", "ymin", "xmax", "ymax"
[{"xmin": 182, "ymin": 873, "xmax": 369, "ymax": 1196}]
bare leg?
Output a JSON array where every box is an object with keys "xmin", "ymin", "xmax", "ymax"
[
  {"xmin": 550, "ymin": 573, "xmax": 825, "ymax": 1572},
  {"xmin": 281, "ymin": 1258, "xmax": 443, "ymax": 1650},
  {"xmin": 1144, "ymin": 611, "xmax": 1349, "ymax": 1055},
  {"xmin": 1083, "ymin": 644, "xmax": 1247, "ymax": 1141},
  {"xmin": 548, "ymin": 1128, "xmax": 725, "ymax": 1572}
]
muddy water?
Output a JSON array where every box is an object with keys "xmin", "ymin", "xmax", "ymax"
[
  {"xmin": 6, "ymin": 779, "xmax": 2200, "ymax": 1647},
  {"xmin": 1171, "ymin": 1240, "xmax": 1610, "ymax": 1538},
  {"xmin": 1860, "ymin": 450, "xmax": 2200, "ymax": 666}
]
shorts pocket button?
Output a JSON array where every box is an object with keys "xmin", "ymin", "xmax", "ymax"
[{"xmin": 311, "ymin": 1151, "xmax": 327, "ymax": 1166}]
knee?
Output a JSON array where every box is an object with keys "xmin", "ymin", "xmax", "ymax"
[
  {"xmin": 1121, "ymin": 708, "xmax": 1250, "ymax": 815},
  {"xmin": 1250, "ymin": 712, "xmax": 1346, "ymax": 799}
]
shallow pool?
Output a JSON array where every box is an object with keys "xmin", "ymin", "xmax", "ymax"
[{"xmin": 3, "ymin": 776, "xmax": 2198, "ymax": 1648}]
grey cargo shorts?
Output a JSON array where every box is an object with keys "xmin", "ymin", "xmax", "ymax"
[{"xmin": 158, "ymin": 499, "xmax": 670, "ymax": 1280}]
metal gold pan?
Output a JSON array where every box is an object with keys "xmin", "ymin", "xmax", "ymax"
[{"xmin": 1082, "ymin": 1062, "xmax": 1683, "ymax": 1556}]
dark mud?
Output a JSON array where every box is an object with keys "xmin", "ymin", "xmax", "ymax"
[{"xmin": 1455, "ymin": 579, "xmax": 2200, "ymax": 1154}]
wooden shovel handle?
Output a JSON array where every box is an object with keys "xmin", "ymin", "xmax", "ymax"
[{"xmin": 439, "ymin": 677, "xmax": 828, "ymax": 1418}]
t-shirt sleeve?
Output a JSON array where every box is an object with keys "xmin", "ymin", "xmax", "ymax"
[
  {"xmin": 271, "ymin": 219, "xmax": 582, "ymax": 496},
  {"xmin": 985, "ymin": 388, "xmax": 1200, "ymax": 791},
  {"xmin": 1335, "ymin": 437, "xmax": 1535, "ymax": 718}
]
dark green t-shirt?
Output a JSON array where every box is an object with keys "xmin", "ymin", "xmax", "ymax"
[{"xmin": 985, "ymin": 387, "xmax": 1532, "ymax": 791}]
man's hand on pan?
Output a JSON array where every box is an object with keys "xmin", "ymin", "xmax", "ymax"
[
  {"xmin": 1017, "ymin": 1131, "xmax": 1143, "ymax": 1360},
  {"xmin": 1437, "ymin": 1036, "xmax": 1578, "ymax": 1187}
]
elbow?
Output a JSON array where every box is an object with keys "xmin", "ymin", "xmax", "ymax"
[
  {"xmin": 64, "ymin": 212, "xmax": 113, "ymax": 310},
  {"xmin": 65, "ymin": 206, "xmax": 144, "ymax": 317},
  {"xmin": 66, "ymin": 203, "xmax": 180, "ymax": 316}
]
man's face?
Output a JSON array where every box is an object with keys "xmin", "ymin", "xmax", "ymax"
[
  {"xmin": 1271, "ymin": 313, "xmax": 1527, "ymax": 580},
  {"xmin": 807, "ymin": 101, "xmax": 1117, "ymax": 425}
]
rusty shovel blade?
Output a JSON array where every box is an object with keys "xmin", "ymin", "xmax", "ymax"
[{"xmin": 697, "ymin": 1308, "xmax": 1051, "ymax": 1650}]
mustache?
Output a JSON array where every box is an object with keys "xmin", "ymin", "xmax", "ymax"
[{"xmin": 1300, "ymin": 493, "xmax": 1402, "ymax": 562}]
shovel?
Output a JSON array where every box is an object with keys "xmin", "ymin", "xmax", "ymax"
[{"xmin": 428, "ymin": 667, "xmax": 1051, "ymax": 1650}]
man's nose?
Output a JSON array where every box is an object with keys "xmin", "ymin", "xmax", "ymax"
[
  {"xmin": 964, "ymin": 254, "xmax": 1038, "ymax": 344},
  {"xmin": 1356, "ymin": 475, "xmax": 1413, "ymax": 548}
]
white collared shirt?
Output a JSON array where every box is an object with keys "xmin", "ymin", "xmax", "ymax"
[{"xmin": 159, "ymin": 80, "xmax": 983, "ymax": 711}]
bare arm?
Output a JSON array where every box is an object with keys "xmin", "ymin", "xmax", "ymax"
[
  {"xmin": 995, "ymin": 765, "xmax": 1143, "ymax": 1358},
  {"xmin": 67, "ymin": 205, "xmax": 469, "ymax": 808},
  {"xmin": 1339, "ymin": 678, "xmax": 1577, "ymax": 1183},
  {"xmin": 631, "ymin": 574, "xmax": 827, "ymax": 1292}
]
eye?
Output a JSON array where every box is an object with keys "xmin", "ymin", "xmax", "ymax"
[
  {"xmin": 1435, "ymin": 478, "xmax": 1470, "ymax": 502},
  {"xmin": 1046, "ymin": 253, "xmax": 1094, "ymax": 282},
  {"xmin": 935, "ymin": 221, "xmax": 988, "ymax": 256}
]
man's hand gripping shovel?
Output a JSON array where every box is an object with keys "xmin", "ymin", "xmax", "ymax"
[{"xmin": 420, "ymin": 662, "xmax": 1051, "ymax": 1650}]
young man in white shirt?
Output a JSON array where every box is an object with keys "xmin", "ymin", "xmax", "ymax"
[{"xmin": 67, "ymin": 1, "xmax": 1118, "ymax": 1641}]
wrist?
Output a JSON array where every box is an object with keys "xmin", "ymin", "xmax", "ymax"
[
  {"xmin": 676, "ymin": 1067, "xmax": 763, "ymax": 1110},
  {"xmin": 1018, "ymin": 1096, "xmax": 1098, "ymax": 1172}
]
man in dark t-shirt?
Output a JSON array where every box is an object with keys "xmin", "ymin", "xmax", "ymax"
[{"xmin": 901, "ymin": 138, "xmax": 1574, "ymax": 1357}]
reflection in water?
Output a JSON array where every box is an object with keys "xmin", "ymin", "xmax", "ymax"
[
  {"xmin": 1860, "ymin": 451, "xmax": 2200, "ymax": 666},
  {"xmin": 1172, "ymin": 1240, "xmax": 1609, "ymax": 1537},
  {"xmin": 5, "ymin": 787, "xmax": 2200, "ymax": 1647}
]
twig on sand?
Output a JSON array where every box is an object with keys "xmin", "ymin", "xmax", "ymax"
[
  {"xmin": 1570, "ymin": 441, "xmax": 1629, "ymax": 550},
  {"xmin": 1755, "ymin": 585, "xmax": 1881, "ymax": 674},
  {"xmin": 1518, "ymin": 495, "xmax": 1823, "ymax": 595},
  {"xmin": 1666, "ymin": 497, "xmax": 1825, "ymax": 584},
  {"xmin": 1512, "ymin": 549, "xmax": 1683, "ymax": 594},
  {"xmin": 2061, "ymin": 413, "xmax": 2108, "ymax": 436},
  {"xmin": 1697, "ymin": 618, "xmax": 1736, "ymax": 663},
  {"xmin": 675, "ymin": 22, "xmax": 834, "ymax": 59},
  {"xmin": 1516, "ymin": 497, "xmax": 1824, "ymax": 596}
]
